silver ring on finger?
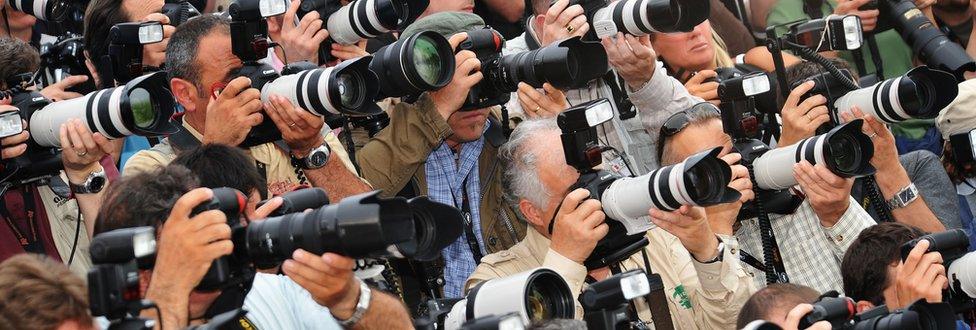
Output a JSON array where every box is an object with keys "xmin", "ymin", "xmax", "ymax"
[
  {"xmin": 868, "ymin": 132, "xmax": 878, "ymax": 139},
  {"xmin": 76, "ymin": 150, "xmax": 87, "ymax": 157},
  {"xmin": 288, "ymin": 122, "xmax": 297, "ymax": 127}
]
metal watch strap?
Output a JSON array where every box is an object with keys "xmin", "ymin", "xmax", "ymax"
[
  {"xmin": 292, "ymin": 143, "xmax": 331, "ymax": 170},
  {"xmin": 69, "ymin": 167, "xmax": 106, "ymax": 194},
  {"xmin": 887, "ymin": 183, "xmax": 919, "ymax": 209},
  {"xmin": 336, "ymin": 280, "xmax": 371, "ymax": 328}
]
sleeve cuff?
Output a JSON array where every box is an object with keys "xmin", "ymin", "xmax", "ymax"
[
  {"xmin": 414, "ymin": 93, "xmax": 453, "ymax": 143},
  {"xmin": 542, "ymin": 249, "xmax": 588, "ymax": 294},
  {"xmin": 821, "ymin": 197, "xmax": 874, "ymax": 249},
  {"xmin": 692, "ymin": 237, "xmax": 742, "ymax": 292}
]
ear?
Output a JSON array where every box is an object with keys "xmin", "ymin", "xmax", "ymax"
[
  {"xmin": 83, "ymin": 51, "xmax": 102, "ymax": 88},
  {"xmin": 519, "ymin": 199, "xmax": 546, "ymax": 230},
  {"xmin": 170, "ymin": 78, "xmax": 200, "ymax": 112},
  {"xmin": 855, "ymin": 300, "xmax": 875, "ymax": 313}
]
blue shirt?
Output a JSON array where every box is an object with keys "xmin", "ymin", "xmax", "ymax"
[{"xmin": 425, "ymin": 133, "xmax": 487, "ymax": 298}]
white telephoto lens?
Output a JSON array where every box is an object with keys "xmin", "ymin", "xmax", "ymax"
[
  {"xmin": 261, "ymin": 67, "xmax": 338, "ymax": 117},
  {"xmin": 328, "ymin": 0, "xmax": 388, "ymax": 45},
  {"xmin": 591, "ymin": 6, "xmax": 618, "ymax": 39},
  {"xmin": 754, "ymin": 142, "xmax": 805, "ymax": 191},
  {"xmin": 11, "ymin": 0, "xmax": 48, "ymax": 21},
  {"xmin": 601, "ymin": 174, "xmax": 656, "ymax": 235},
  {"xmin": 835, "ymin": 78, "xmax": 908, "ymax": 124},
  {"xmin": 139, "ymin": 23, "xmax": 165, "ymax": 44},
  {"xmin": 28, "ymin": 87, "xmax": 137, "ymax": 147},
  {"xmin": 948, "ymin": 252, "xmax": 976, "ymax": 299},
  {"xmin": 443, "ymin": 300, "xmax": 469, "ymax": 330}
]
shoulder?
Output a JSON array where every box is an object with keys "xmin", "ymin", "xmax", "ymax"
[{"xmin": 122, "ymin": 141, "xmax": 175, "ymax": 177}]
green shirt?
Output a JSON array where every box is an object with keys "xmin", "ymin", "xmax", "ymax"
[{"xmin": 767, "ymin": 0, "xmax": 933, "ymax": 139}]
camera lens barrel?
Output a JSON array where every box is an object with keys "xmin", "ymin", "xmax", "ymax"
[
  {"xmin": 883, "ymin": 0, "xmax": 976, "ymax": 79},
  {"xmin": 261, "ymin": 56, "xmax": 381, "ymax": 117},
  {"xmin": 591, "ymin": 0, "xmax": 710, "ymax": 39},
  {"xmin": 28, "ymin": 71, "xmax": 178, "ymax": 148},
  {"xmin": 834, "ymin": 66, "xmax": 958, "ymax": 124},
  {"xmin": 370, "ymin": 30, "xmax": 455, "ymax": 99},
  {"xmin": 9, "ymin": 0, "xmax": 53, "ymax": 21},
  {"xmin": 601, "ymin": 147, "xmax": 737, "ymax": 223},
  {"xmin": 446, "ymin": 268, "xmax": 575, "ymax": 328},
  {"xmin": 495, "ymin": 37, "xmax": 609, "ymax": 91},
  {"xmin": 327, "ymin": 0, "xmax": 410, "ymax": 45},
  {"xmin": 753, "ymin": 120, "xmax": 874, "ymax": 190}
]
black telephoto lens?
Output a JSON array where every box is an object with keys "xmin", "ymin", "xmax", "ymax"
[
  {"xmin": 881, "ymin": 0, "xmax": 976, "ymax": 80},
  {"xmin": 397, "ymin": 196, "xmax": 464, "ymax": 261},
  {"xmin": 497, "ymin": 37, "xmax": 610, "ymax": 91},
  {"xmin": 259, "ymin": 188, "xmax": 330, "ymax": 217},
  {"xmin": 370, "ymin": 30, "xmax": 454, "ymax": 100}
]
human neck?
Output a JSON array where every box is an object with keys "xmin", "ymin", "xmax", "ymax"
[
  {"xmin": 1, "ymin": 24, "xmax": 31, "ymax": 43},
  {"xmin": 184, "ymin": 111, "xmax": 207, "ymax": 136},
  {"xmin": 934, "ymin": 6, "xmax": 973, "ymax": 26}
]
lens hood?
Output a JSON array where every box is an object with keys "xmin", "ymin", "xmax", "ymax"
[
  {"xmin": 650, "ymin": 0, "xmax": 710, "ymax": 33},
  {"xmin": 822, "ymin": 119, "xmax": 875, "ymax": 177},
  {"xmin": 397, "ymin": 196, "xmax": 464, "ymax": 261},
  {"xmin": 370, "ymin": 30, "xmax": 455, "ymax": 99},
  {"xmin": 680, "ymin": 146, "xmax": 742, "ymax": 205},
  {"xmin": 514, "ymin": 36, "xmax": 609, "ymax": 90},
  {"xmin": 119, "ymin": 71, "xmax": 181, "ymax": 137},
  {"xmin": 903, "ymin": 66, "xmax": 959, "ymax": 118}
]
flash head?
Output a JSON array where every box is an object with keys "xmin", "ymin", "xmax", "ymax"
[
  {"xmin": 789, "ymin": 15, "xmax": 863, "ymax": 51},
  {"xmin": 558, "ymin": 98, "xmax": 614, "ymax": 129},
  {"xmin": 558, "ymin": 99, "xmax": 614, "ymax": 171},
  {"xmin": 110, "ymin": 22, "xmax": 165, "ymax": 45},
  {"xmin": 230, "ymin": 0, "xmax": 287, "ymax": 18},
  {"xmin": 719, "ymin": 72, "xmax": 772, "ymax": 99},
  {"xmin": 89, "ymin": 227, "xmax": 157, "ymax": 267}
]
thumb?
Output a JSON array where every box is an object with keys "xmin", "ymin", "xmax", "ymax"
[
  {"xmin": 92, "ymin": 132, "xmax": 113, "ymax": 152},
  {"xmin": 171, "ymin": 188, "xmax": 215, "ymax": 222},
  {"xmin": 54, "ymin": 75, "xmax": 89, "ymax": 88},
  {"xmin": 542, "ymin": 83, "xmax": 564, "ymax": 98},
  {"xmin": 447, "ymin": 32, "xmax": 470, "ymax": 52}
]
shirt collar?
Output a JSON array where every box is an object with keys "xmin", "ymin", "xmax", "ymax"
[
  {"xmin": 525, "ymin": 229, "xmax": 551, "ymax": 261},
  {"xmin": 957, "ymin": 178, "xmax": 976, "ymax": 195}
]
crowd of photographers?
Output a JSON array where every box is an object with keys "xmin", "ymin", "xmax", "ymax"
[{"xmin": 0, "ymin": 0, "xmax": 975, "ymax": 329}]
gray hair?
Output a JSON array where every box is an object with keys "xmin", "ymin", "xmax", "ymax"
[
  {"xmin": 498, "ymin": 118, "xmax": 562, "ymax": 208},
  {"xmin": 658, "ymin": 102, "xmax": 722, "ymax": 166},
  {"xmin": 165, "ymin": 14, "xmax": 231, "ymax": 92}
]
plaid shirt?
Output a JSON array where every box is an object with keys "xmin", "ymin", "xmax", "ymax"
[
  {"xmin": 730, "ymin": 197, "xmax": 875, "ymax": 294},
  {"xmin": 425, "ymin": 135, "xmax": 487, "ymax": 298}
]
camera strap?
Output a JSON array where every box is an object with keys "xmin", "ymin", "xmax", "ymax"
[
  {"xmin": 602, "ymin": 72, "xmax": 637, "ymax": 120},
  {"xmin": 864, "ymin": 34, "xmax": 885, "ymax": 80},
  {"xmin": 639, "ymin": 250, "xmax": 675, "ymax": 330},
  {"xmin": 0, "ymin": 186, "xmax": 45, "ymax": 254},
  {"xmin": 459, "ymin": 180, "xmax": 484, "ymax": 262}
]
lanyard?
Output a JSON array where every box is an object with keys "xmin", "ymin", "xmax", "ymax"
[
  {"xmin": 0, "ymin": 187, "xmax": 44, "ymax": 254},
  {"xmin": 456, "ymin": 179, "xmax": 484, "ymax": 262}
]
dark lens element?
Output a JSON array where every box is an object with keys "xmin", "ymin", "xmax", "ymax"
[
  {"xmin": 684, "ymin": 160, "xmax": 720, "ymax": 201},
  {"xmin": 828, "ymin": 134, "xmax": 861, "ymax": 173},
  {"xmin": 335, "ymin": 72, "xmax": 363, "ymax": 109}
]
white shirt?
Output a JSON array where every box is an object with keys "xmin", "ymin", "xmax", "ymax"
[{"xmin": 243, "ymin": 273, "xmax": 342, "ymax": 329}]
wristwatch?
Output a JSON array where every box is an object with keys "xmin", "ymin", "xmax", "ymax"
[
  {"xmin": 291, "ymin": 143, "xmax": 331, "ymax": 170},
  {"xmin": 887, "ymin": 183, "xmax": 919, "ymax": 210},
  {"xmin": 335, "ymin": 280, "xmax": 371, "ymax": 328},
  {"xmin": 699, "ymin": 237, "xmax": 726, "ymax": 264},
  {"xmin": 69, "ymin": 167, "xmax": 107, "ymax": 194}
]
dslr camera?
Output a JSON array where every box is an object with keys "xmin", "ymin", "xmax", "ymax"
[
  {"xmin": 228, "ymin": 0, "xmax": 381, "ymax": 147},
  {"xmin": 581, "ymin": 269, "xmax": 660, "ymax": 330},
  {"xmin": 87, "ymin": 227, "xmax": 159, "ymax": 330},
  {"xmin": 297, "ymin": 0, "xmax": 429, "ymax": 65},
  {"xmin": 559, "ymin": 98, "xmax": 740, "ymax": 270},
  {"xmin": 458, "ymin": 28, "xmax": 610, "ymax": 111},
  {"xmin": 0, "ymin": 71, "xmax": 178, "ymax": 185},
  {"xmin": 559, "ymin": 0, "xmax": 710, "ymax": 40},
  {"xmin": 900, "ymin": 229, "xmax": 976, "ymax": 313}
]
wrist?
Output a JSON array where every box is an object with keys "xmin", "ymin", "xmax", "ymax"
[
  {"xmin": 626, "ymin": 77, "xmax": 650, "ymax": 91},
  {"xmin": 874, "ymin": 166, "xmax": 911, "ymax": 199},
  {"xmin": 689, "ymin": 234, "xmax": 721, "ymax": 262},
  {"xmin": 290, "ymin": 137, "xmax": 325, "ymax": 159},
  {"xmin": 65, "ymin": 163, "xmax": 103, "ymax": 184},
  {"xmin": 329, "ymin": 279, "xmax": 362, "ymax": 320}
]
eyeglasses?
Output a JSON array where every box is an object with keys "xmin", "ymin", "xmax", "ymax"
[{"xmin": 657, "ymin": 102, "xmax": 720, "ymax": 161}]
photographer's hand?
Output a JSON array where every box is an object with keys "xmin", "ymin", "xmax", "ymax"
[
  {"xmin": 684, "ymin": 70, "xmax": 721, "ymax": 106},
  {"xmin": 794, "ymin": 161, "xmax": 854, "ymax": 227},
  {"xmin": 705, "ymin": 153, "xmax": 753, "ymax": 235},
  {"xmin": 201, "ymin": 76, "xmax": 264, "ymax": 146},
  {"xmin": 601, "ymin": 33, "xmax": 656, "ymax": 90},
  {"xmin": 783, "ymin": 304, "xmax": 832, "ymax": 330},
  {"xmin": 550, "ymin": 188, "xmax": 610, "ymax": 264},
  {"xmin": 264, "ymin": 94, "xmax": 324, "ymax": 156},
  {"xmin": 834, "ymin": 0, "xmax": 879, "ymax": 32},
  {"xmin": 650, "ymin": 205, "xmax": 719, "ymax": 262},
  {"xmin": 39, "ymin": 75, "xmax": 88, "ymax": 101},
  {"xmin": 146, "ymin": 188, "xmax": 233, "ymax": 329},
  {"xmin": 0, "ymin": 106, "xmax": 28, "ymax": 160},
  {"xmin": 884, "ymin": 240, "xmax": 947, "ymax": 309},
  {"xmin": 517, "ymin": 82, "xmax": 568, "ymax": 119},
  {"xmin": 428, "ymin": 33, "xmax": 482, "ymax": 120},
  {"xmin": 541, "ymin": 0, "xmax": 589, "ymax": 46},
  {"xmin": 141, "ymin": 13, "xmax": 176, "ymax": 68},
  {"xmin": 780, "ymin": 81, "xmax": 830, "ymax": 147},
  {"xmin": 60, "ymin": 119, "xmax": 112, "ymax": 177},
  {"xmin": 270, "ymin": 0, "xmax": 330, "ymax": 64},
  {"xmin": 330, "ymin": 40, "xmax": 369, "ymax": 63}
]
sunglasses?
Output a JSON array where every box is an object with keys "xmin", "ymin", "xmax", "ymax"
[{"xmin": 657, "ymin": 102, "xmax": 720, "ymax": 161}]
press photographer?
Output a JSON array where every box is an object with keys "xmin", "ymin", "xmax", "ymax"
[
  {"xmin": 466, "ymin": 115, "xmax": 754, "ymax": 328},
  {"xmin": 0, "ymin": 37, "xmax": 124, "ymax": 274},
  {"xmin": 94, "ymin": 164, "xmax": 414, "ymax": 329},
  {"xmin": 122, "ymin": 13, "xmax": 371, "ymax": 199},
  {"xmin": 842, "ymin": 224, "xmax": 976, "ymax": 327},
  {"xmin": 658, "ymin": 100, "xmax": 876, "ymax": 293},
  {"xmin": 0, "ymin": 254, "xmax": 94, "ymax": 330},
  {"xmin": 356, "ymin": 13, "xmax": 529, "ymax": 302},
  {"xmin": 83, "ymin": 0, "xmax": 174, "ymax": 89},
  {"xmin": 504, "ymin": 0, "xmax": 704, "ymax": 173},
  {"xmin": 935, "ymin": 79, "xmax": 976, "ymax": 249},
  {"xmin": 782, "ymin": 59, "xmax": 957, "ymax": 232}
]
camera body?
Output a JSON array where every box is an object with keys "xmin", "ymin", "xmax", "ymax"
[
  {"xmin": 161, "ymin": 0, "xmax": 202, "ymax": 27},
  {"xmin": 458, "ymin": 28, "xmax": 510, "ymax": 111},
  {"xmin": 38, "ymin": 35, "xmax": 97, "ymax": 95},
  {"xmin": 900, "ymin": 229, "xmax": 976, "ymax": 312}
]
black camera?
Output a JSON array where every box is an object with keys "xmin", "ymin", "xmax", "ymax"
[
  {"xmin": 37, "ymin": 34, "xmax": 98, "ymax": 95},
  {"xmin": 458, "ymin": 28, "xmax": 609, "ymax": 111},
  {"xmin": 191, "ymin": 187, "xmax": 464, "ymax": 289},
  {"xmin": 949, "ymin": 129, "xmax": 976, "ymax": 171},
  {"xmin": 87, "ymin": 227, "xmax": 159, "ymax": 329},
  {"xmin": 900, "ymin": 229, "xmax": 976, "ymax": 313},
  {"xmin": 863, "ymin": 0, "xmax": 976, "ymax": 80},
  {"xmin": 796, "ymin": 296, "xmax": 857, "ymax": 329},
  {"xmin": 162, "ymin": 0, "xmax": 202, "ymax": 27},
  {"xmin": 559, "ymin": 98, "xmax": 740, "ymax": 270},
  {"xmin": 580, "ymin": 269, "xmax": 660, "ymax": 330},
  {"xmin": 1, "ymin": 72, "xmax": 178, "ymax": 185},
  {"xmin": 852, "ymin": 300, "xmax": 958, "ymax": 330},
  {"xmin": 560, "ymin": 0, "xmax": 710, "ymax": 40},
  {"xmin": 298, "ymin": 0, "xmax": 429, "ymax": 65},
  {"xmin": 228, "ymin": 0, "xmax": 381, "ymax": 148},
  {"xmin": 104, "ymin": 22, "xmax": 166, "ymax": 86}
]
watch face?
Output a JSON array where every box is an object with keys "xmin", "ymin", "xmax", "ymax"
[
  {"xmin": 309, "ymin": 151, "xmax": 328, "ymax": 167},
  {"xmin": 89, "ymin": 176, "xmax": 106, "ymax": 192}
]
